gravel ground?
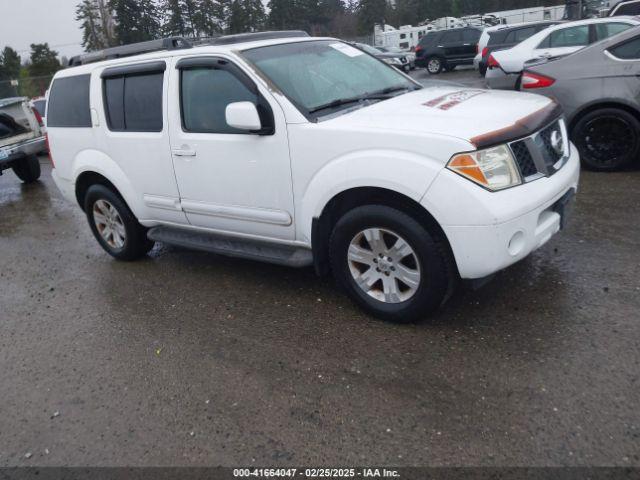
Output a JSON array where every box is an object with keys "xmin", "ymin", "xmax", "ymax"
[{"xmin": 1, "ymin": 70, "xmax": 639, "ymax": 466}]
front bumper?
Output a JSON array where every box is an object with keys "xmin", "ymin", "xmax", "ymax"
[{"xmin": 422, "ymin": 143, "xmax": 580, "ymax": 279}]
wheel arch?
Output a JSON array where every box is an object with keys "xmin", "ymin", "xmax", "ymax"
[
  {"xmin": 311, "ymin": 186, "xmax": 457, "ymax": 278},
  {"xmin": 75, "ymin": 171, "xmax": 122, "ymax": 211},
  {"xmin": 568, "ymin": 100, "xmax": 640, "ymax": 133}
]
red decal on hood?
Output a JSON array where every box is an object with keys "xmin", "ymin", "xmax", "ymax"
[{"xmin": 424, "ymin": 90, "xmax": 487, "ymax": 110}]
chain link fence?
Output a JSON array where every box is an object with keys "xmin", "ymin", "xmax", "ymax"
[{"xmin": 0, "ymin": 74, "xmax": 54, "ymax": 99}]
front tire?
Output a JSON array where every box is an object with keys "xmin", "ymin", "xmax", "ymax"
[
  {"xmin": 84, "ymin": 184, "xmax": 155, "ymax": 261},
  {"xmin": 12, "ymin": 154, "xmax": 41, "ymax": 183},
  {"xmin": 329, "ymin": 205, "xmax": 451, "ymax": 323},
  {"xmin": 572, "ymin": 108, "xmax": 640, "ymax": 171}
]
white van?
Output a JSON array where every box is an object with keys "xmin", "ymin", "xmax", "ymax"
[{"xmin": 47, "ymin": 32, "xmax": 579, "ymax": 322}]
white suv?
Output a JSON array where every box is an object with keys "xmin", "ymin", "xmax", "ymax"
[{"xmin": 47, "ymin": 33, "xmax": 580, "ymax": 322}]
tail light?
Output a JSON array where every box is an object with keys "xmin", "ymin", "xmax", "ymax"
[
  {"xmin": 31, "ymin": 106, "xmax": 44, "ymax": 127},
  {"xmin": 521, "ymin": 71, "xmax": 555, "ymax": 89},
  {"xmin": 415, "ymin": 45, "xmax": 423, "ymax": 55},
  {"xmin": 45, "ymin": 133, "xmax": 54, "ymax": 168},
  {"xmin": 476, "ymin": 44, "xmax": 479, "ymax": 54},
  {"xmin": 487, "ymin": 54, "xmax": 500, "ymax": 69},
  {"xmin": 481, "ymin": 47, "xmax": 489, "ymax": 58}
]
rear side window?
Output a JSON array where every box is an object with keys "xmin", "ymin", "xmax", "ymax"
[
  {"xmin": 442, "ymin": 30, "xmax": 462, "ymax": 43},
  {"xmin": 609, "ymin": 35, "xmax": 640, "ymax": 59},
  {"xmin": 506, "ymin": 27, "xmax": 537, "ymax": 43},
  {"xmin": 595, "ymin": 22, "xmax": 632, "ymax": 41},
  {"xmin": 539, "ymin": 25, "xmax": 590, "ymax": 48},
  {"xmin": 102, "ymin": 64, "xmax": 164, "ymax": 132},
  {"xmin": 47, "ymin": 75, "xmax": 91, "ymax": 128}
]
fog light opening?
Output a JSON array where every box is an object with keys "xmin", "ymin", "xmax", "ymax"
[{"xmin": 508, "ymin": 231, "xmax": 525, "ymax": 256}]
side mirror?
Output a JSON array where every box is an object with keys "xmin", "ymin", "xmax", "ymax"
[{"xmin": 225, "ymin": 102, "xmax": 262, "ymax": 132}]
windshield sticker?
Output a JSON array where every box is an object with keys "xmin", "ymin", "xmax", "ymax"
[
  {"xmin": 329, "ymin": 42, "xmax": 364, "ymax": 57},
  {"xmin": 424, "ymin": 90, "xmax": 487, "ymax": 110}
]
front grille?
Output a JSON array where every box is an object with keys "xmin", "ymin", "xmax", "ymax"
[
  {"xmin": 510, "ymin": 140, "xmax": 538, "ymax": 178},
  {"xmin": 508, "ymin": 118, "xmax": 568, "ymax": 183}
]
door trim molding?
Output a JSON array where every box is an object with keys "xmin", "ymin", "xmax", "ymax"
[{"xmin": 180, "ymin": 199, "xmax": 292, "ymax": 226}]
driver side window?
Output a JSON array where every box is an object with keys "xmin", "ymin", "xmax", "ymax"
[{"xmin": 180, "ymin": 67, "xmax": 257, "ymax": 134}]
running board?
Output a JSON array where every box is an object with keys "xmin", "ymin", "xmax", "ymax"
[{"xmin": 147, "ymin": 226, "xmax": 313, "ymax": 268}]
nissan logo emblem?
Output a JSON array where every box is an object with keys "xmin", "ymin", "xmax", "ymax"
[{"xmin": 550, "ymin": 130, "xmax": 564, "ymax": 156}]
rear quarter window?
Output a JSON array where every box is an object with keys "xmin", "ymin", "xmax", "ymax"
[{"xmin": 47, "ymin": 75, "xmax": 91, "ymax": 128}]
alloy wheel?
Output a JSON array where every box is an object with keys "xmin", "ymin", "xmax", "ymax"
[
  {"xmin": 93, "ymin": 199, "xmax": 126, "ymax": 249},
  {"xmin": 347, "ymin": 228, "xmax": 421, "ymax": 304}
]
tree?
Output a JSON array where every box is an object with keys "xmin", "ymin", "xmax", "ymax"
[
  {"xmin": 193, "ymin": 0, "xmax": 225, "ymax": 37},
  {"xmin": 0, "ymin": 46, "xmax": 21, "ymax": 80},
  {"xmin": 110, "ymin": 0, "xmax": 161, "ymax": 44},
  {"xmin": 357, "ymin": 0, "xmax": 386, "ymax": 34},
  {"xmin": 76, "ymin": 0, "xmax": 116, "ymax": 51},
  {"xmin": 28, "ymin": 43, "xmax": 61, "ymax": 78},
  {"xmin": 162, "ymin": 0, "xmax": 188, "ymax": 36},
  {"xmin": 227, "ymin": 0, "xmax": 265, "ymax": 33},
  {"xmin": 267, "ymin": 0, "xmax": 299, "ymax": 30}
]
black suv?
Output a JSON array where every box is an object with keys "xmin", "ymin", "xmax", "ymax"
[
  {"xmin": 478, "ymin": 21, "xmax": 560, "ymax": 75},
  {"xmin": 415, "ymin": 27, "xmax": 482, "ymax": 74}
]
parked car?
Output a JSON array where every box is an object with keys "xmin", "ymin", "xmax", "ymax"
[
  {"xmin": 29, "ymin": 96, "xmax": 47, "ymax": 133},
  {"xmin": 0, "ymin": 97, "xmax": 45, "ymax": 183},
  {"xmin": 47, "ymin": 33, "xmax": 579, "ymax": 322},
  {"xmin": 477, "ymin": 21, "xmax": 560, "ymax": 76},
  {"xmin": 415, "ymin": 27, "xmax": 483, "ymax": 74},
  {"xmin": 610, "ymin": 0, "xmax": 640, "ymax": 16},
  {"xmin": 520, "ymin": 26, "xmax": 640, "ymax": 171},
  {"xmin": 377, "ymin": 46, "xmax": 416, "ymax": 70},
  {"xmin": 486, "ymin": 17, "xmax": 639, "ymax": 89},
  {"xmin": 354, "ymin": 43, "xmax": 411, "ymax": 72}
]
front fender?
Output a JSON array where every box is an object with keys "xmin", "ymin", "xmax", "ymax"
[
  {"xmin": 71, "ymin": 149, "xmax": 142, "ymax": 217},
  {"xmin": 297, "ymin": 149, "xmax": 444, "ymax": 243}
]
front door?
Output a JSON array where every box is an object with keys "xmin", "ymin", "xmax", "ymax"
[{"xmin": 167, "ymin": 56, "xmax": 295, "ymax": 241}]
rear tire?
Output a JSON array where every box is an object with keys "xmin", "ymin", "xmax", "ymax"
[
  {"xmin": 12, "ymin": 154, "xmax": 41, "ymax": 183},
  {"xmin": 84, "ymin": 184, "xmax": 155, "ymax": 261},
  {"xmin": 572, "ymin": 108, "xmax": 640, "ymax": 171},
  {"xmin": 426, "ymin": 57, "xmax": 443, "ymax": 75},
  {"xmin": 329, "ymin": 205, "xmax": 451, "ymax": 323}
]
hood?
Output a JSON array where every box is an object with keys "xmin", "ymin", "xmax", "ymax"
[{"xmin": 327, "ymin": 86, "xmax": 559, "ymax": 148}]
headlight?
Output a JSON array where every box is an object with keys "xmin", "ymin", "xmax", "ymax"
[
  {"xmin": 383, "ymin": 58, "xmax": 400, "ymax": 65},
  {"xmin": 447, "ymin": 144, "xmax": 521, "ymax": 191}
]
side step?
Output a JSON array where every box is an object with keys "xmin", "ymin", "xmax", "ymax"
[{"xmin": 147, "ymin": 226, "xmax": 313, "ymax": 268}]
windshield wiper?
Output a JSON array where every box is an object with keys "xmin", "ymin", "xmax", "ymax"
[{"xmin": 308, "ymin": 85, "xmax": 419, "ymax": 115}]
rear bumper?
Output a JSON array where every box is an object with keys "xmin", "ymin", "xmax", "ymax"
[
  {"xmin": 52, "ymin": 169, "xmax": 76, "ymax": 204},
  {"xmin": 422, "ymin": 143, "xmax": 580, "ymax": 279},
  {"xmin": 0, "ymin": 136, "xmax": 46, "ymax": 169},
  {"xmin": 485, "ymin": 68, "xmax": 519, "ymax": 90}
]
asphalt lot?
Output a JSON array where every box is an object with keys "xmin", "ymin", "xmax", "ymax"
[{"xmin": 1, "ymin": 68, "xmax": 640, "ymax": 467}]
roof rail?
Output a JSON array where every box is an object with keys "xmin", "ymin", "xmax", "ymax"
[
  {"xmin": 68, "ymin": 37, "xmax": 192, "ymax": 67},
  {"xmin": 202, "ymin": 30, "xmax": 309, "ymax": 46}
]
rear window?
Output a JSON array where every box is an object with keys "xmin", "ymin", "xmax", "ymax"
[
  {"xmin": 47, "ymin": 75, "xmax": 91, "ymax": 128},
  {"xmin": 103, "ymin": 70, "xmax": 164, "ymax": 132},
  {"xmin": 505, "ymin": 27, "xmax": 537, "ymax": 43}
]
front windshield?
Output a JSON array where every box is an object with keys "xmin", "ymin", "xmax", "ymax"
[{"xmin": 242, "ymin": 40, "xmax": 418, "ymax": 119}]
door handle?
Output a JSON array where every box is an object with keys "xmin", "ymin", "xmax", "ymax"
[{"xmin": 173, "ymin": 148, "xmax": 196, "ymax": 157}]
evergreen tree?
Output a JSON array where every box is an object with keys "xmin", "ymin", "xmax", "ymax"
[
  {"xmin": 267, "ymin": 0, "xmax": 299, "ymax": 30},
  {"xmin": 0, "ymin": 47, "xmax": 21, "ymax": 80},
  {"xmin": 110, "ymin": 0, "xmax": 161, "ymax": 44},
  {"xmin": 356, "ymin": 0, "xmax": 386, "ymax": 34},
  {"xmin": 227, "ymin": 0, "xmax": 265, "ymax": 33},
  {"xmin": 28, "ymin": 44, "xmax": 61, "ymax": 78},
  {"xmin": 194, "ymin": 0, "xmax": 225, "ymax": 37},
  {"xmin": 77, "ymin": 0, "xmax": 107, "ymax": 51},
  {"xmin": 162, "ymin": 0, "xmax": 188, "ymax": 36}
]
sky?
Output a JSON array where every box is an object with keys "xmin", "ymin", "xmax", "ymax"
[{"xmin": 0, "ymin": 0, "xmax": 84, "ymax": 62}]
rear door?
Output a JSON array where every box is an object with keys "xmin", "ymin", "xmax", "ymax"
[
  {"xmin": 533, "ymin": 24, "xmax": 591, "ymax": 59},
  {"xmin": 461, "ymin": 29, "xmax": 481, "ymax": 61},
  {"xmin": 439, "ymin": 30, "xmax": 464, "ymax": 61}
]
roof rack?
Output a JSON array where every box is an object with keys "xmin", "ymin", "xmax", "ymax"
[
  {"xmin": 200, "ymin": 30, "xmax": 309, "ymax": 46},
  {"xmin": 68, "ymin": 37, "xmax": 192, "ymax": 67}
]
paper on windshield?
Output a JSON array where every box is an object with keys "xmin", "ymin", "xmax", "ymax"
[{"xmin": 329, "ymin": 43, "xmax": 364, "ymax": 57}]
